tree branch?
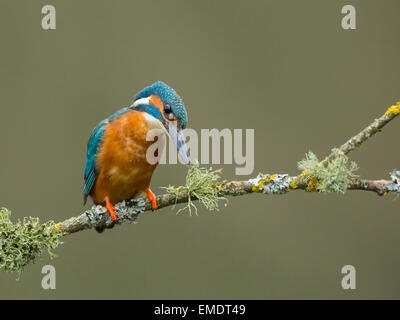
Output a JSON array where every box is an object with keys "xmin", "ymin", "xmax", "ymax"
[
  {"xmin": 1, "ymin": 101, "xmax": 399, "ymax": 277},
  {"xmin": 321, "ymin": 102, "xmax": 399, "ymax": 165},
  {"xmin": 57, "ymin": 102, "xmax": 400, "ymax": 236},
  {"xmin": 58, "ymin": 176, "xmax": 397, "ymax": 235}
]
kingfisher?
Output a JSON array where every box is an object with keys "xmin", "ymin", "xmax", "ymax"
[{"xmin": 83, "ymin": 81, "xmax": 190, "ymax": 232}]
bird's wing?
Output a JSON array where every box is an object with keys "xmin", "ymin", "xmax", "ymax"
[
  {"xmin": 83, "ymin": 119, "xmax": 107, "ymax": 204},
  {"xmin": 83, "ymin": 107, "xmax": 133, "ymax": 204}
]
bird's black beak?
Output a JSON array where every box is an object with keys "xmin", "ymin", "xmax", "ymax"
[{"xmin": 165, "ymin": 122, "xmax": 190, "ymax": 165}]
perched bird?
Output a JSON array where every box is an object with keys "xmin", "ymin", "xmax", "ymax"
[{"xmin": 83, "ymin": 81, "xmax": 190, "ymax": 232}]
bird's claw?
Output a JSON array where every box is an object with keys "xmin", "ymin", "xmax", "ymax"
[
  {"xmin": 146, "ymin": 189, "xmax": 157, "ymax": 211},
  {"xmin": 105, "ymin": 196, "xmax": 117, "ymax": 221}
]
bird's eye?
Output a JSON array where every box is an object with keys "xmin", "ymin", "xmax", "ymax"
[{"xmin": 164, "ymin": 103, "xmax": 172, "ymax": 114}]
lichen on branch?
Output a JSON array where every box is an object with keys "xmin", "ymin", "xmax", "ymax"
[
  {"xmin": 0, "ymin": 208, "xmax": 62, "ymax": 278},
  {"xmin": 162, "ymin": 164, "xmax": 227, "ymax": 215},
  {"xmin": 297, "ymin": 149, "xmax": 358, "ymax": 193},
  {"xmin": 388, "ymin": 170, "xmax": 400, "ymax": 195},
  {"xmin": 385, "ymin": 102, "xmax": 400, "ymax": 116},
  {"xmin": 249, "ymin": 173, "xmax": 293, "ymax": 194}
]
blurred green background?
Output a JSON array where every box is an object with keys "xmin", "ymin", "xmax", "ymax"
[{"xmin": 0, "ymin": 0, "xmax": 399, "ymax": 299}]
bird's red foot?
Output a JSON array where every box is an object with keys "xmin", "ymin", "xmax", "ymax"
[
  {"xmin": 146, "ymin": 188, "xmax": 157, "ymax": 210},
  {"xmin": 105, "ymin": 196, "xmax": 117, "ymax": 221}
]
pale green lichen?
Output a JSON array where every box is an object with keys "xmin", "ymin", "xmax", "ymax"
[
  {"xmin": 0, "ymin": 208, "xmax": 63, "ymax": 278},
  {"xmin": 297, "ymin": 149, "xmax": 358, "ymax": 193},
  {"xmin": 163, "ymin": 165, "xmax": 227, "ymax": 215}
]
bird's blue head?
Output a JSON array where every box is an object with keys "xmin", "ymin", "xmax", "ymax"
[{"xmin": 131, "ymin": 81, "xmax": 190, "ymax": 164}]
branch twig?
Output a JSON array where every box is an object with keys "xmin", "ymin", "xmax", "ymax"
[{"xmin": 321, "ymin": 102, "xmax": 399, "ymax": 165}]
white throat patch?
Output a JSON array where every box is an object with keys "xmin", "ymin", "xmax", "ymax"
[{"xmin": 132, "ymin": 97, "xmax": 151, "ymax": 107}]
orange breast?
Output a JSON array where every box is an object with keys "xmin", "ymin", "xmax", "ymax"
[{"xmin": 90, "ymin": 110, "xmax": 160, "ymax": 205}]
